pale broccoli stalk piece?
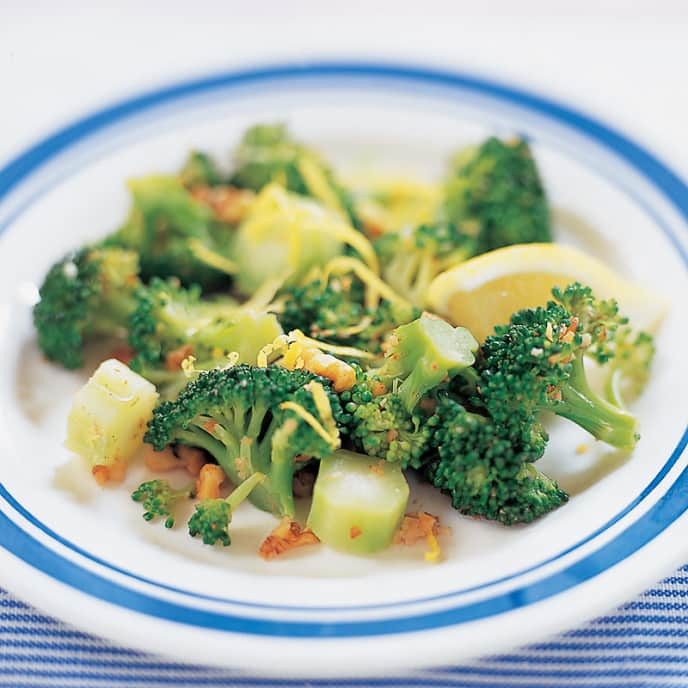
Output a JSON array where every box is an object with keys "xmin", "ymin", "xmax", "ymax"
[
  {"xmin": 65, "ymin": 359, "xmax": 159, "ymax": 472},
  {"xmin": 232, "ymin": 183, "xmax": 377, "ymax": 296},
  {"xmin": 377, "ymin": 315, "xmax": 479, "ymax": 412},
  {"xmin": 307, "ymin": 449, "xmax": 410, "ymax": 554}
]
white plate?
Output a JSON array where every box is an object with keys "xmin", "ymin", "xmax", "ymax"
[{"xmin": 0, "ymin": 62, "xmax": 687, "ymax": 678}]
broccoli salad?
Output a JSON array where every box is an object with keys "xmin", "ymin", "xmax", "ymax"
[{"xmin": 33, "ymin": 123, "xmax": 655, "ymax": 561}]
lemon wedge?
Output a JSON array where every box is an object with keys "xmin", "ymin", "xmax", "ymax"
[{"xmin": 426, "ymin": 243, "xmax": 668, "ymax": 342}]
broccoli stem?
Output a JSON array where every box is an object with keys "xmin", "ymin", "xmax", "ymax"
[
  {"xmin": 554, "ymin": 358, "xmax": 639, "ymax": 450},
  {"xmin": 605, "ymin": 369, "xmax": 627, "ymax": 410},
  {"xmin": 225, "ymin": 472, "xmax": 266, "ymax": 510}
]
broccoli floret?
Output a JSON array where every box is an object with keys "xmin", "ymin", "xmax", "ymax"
[
  {"xmin": 278, "ymin": 276, "xmax": 420, "ymax": 354},
  {"xmin": 605, "ymin": 328, "xmax": 655, "ymax": 409},
  {"xmin": 179, "ymin": 151, "xmax": 223, "ymax": 188},
  {"xmin": 426, "ymin": 397, "xmax": 567, "ymax": 525},
  {"xmin": 374, "ymin": 222, "xmax": 475, "ymax": 307},
  {"xmin": 131, "ymin": 479, "xmax": 195, "ymax": 528},
  {"xmin": 107, "ymin": 175, "xmax": 236, "ymax": 289},
  {"xmin": 377, "ymin": 315, "xmax": 479, "ymax": 412},
  {"xmin": 443, "ymin": 137, "xmax": 551, "ymax": 253},
  {"xmin": 188, "ymin": 472, "xmax": 265, "ymax": 546},
  {"xmin": 348, "ymin": 391, "xmax": 434, "ymax": 469},
  {"xmin": 229, "ymin": 123, "xmax": 359, "ymax": 228},
  {"xmin": 479, "ymin": 283, "xmax": 639, "ymax": 449},
  {"xmin": 33, "ymin": 247, "xmax": 141, "ymax": 369},
  {"xmin": 144, "ymin": 365, "xmax": 343, "ymax": 518},
  {"xmin": 128, "ymin": 277, "xmax": 282, "ymax": 394}
]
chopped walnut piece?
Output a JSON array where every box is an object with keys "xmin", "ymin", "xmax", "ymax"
[
  {"xmin": 195, "ymin": 464, "xmax": 225, "ymax": 500},
  {"xmin": 259, "ymin": 517, "xmax": 320, "ymax": 560},
  {"xmin": 143, "ymin": 445, "xmax": 207, "ymax": 476},
  {"xmin": 109, "ymin": 344, "xmax": 136, "ymax": 365},
  {"xmin": 176, "ymin": 445, "xmax": 207, "ymax": 477},
  {"xmin": 191, "ymin": 185, "xmax": 254, "ymax": 224},
  {"xmin": 371, "ymin": 380, "xmax": 387, "ymax": 397},
  {"xmin": 143, "ymin": 445, "xmax": 179, "ymax": 472},
  {"xmin": 91, "ymin": 460, "xmax": 127, "ymax": 485},
  {"xmin": 166, "ymin": 344, "xmax": 194, "ymax": 371},
  {"xmin": 394, "ymin": 512, "xmax": 450, "ymax": 544}
]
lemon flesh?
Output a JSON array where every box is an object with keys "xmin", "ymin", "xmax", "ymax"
[{"xmin": 426, "ymin": 243, "xmax": 668, "ymax": 342}]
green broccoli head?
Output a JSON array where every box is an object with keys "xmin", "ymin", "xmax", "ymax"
[
  {"xmin": 144, "ymin": 364, "xmax": 344, "ymax": 518},
  {"xmin": 107, "ymin": 175, "xmax": 235, "ymax": 289},
  {"xmin": 229, "ymin": 123, "xmax": 359, "ymax": 227},
  {"xmin": 179, "ymin": 151, "xmax": 223, "ymax": 188},
  {"xmin": 278, "ymin": 275, "xmax": 420, "ymax": 354},
  {"xmin": 347, "ymin": 388, "xmax": 434, "ymax": 469},
  {"xmin": 605, "ymin": 328, "xmax": 655, "ymax": 409},
  {"xmin": 128, "ymin": 277, "xmax": 282, "ymax": 395},
  {"xmin": 426, "ymin": 397, "xmax": 567, "ymax": 525},
  {"xmin": 33, "ymin": 246, "xmax": 141, "ymax": 368},
  {"xmin": 377, "ymin": 314, "xmax": 479, "ymax": 412},
  {"xmin": 444, "ymin": 137, "xmax": 551, "ymax": 253},
  {"xmin": 188, "ymin": 472, "xmax": 265, "ymax": 546},
  {"xmin": 374, "ymin": 222, "xmax": 475, "ymax": 307},
  {"xmin": 131, "ymin": 479, "xmax": 194, "ymax": 528},
  {"xmin": 478, "ymin": 283, "xmax": 639, "ymax": 449}
]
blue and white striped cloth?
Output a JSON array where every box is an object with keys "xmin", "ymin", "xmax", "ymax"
[{"xmin": 2, "ymin": 567, "xmax": 688, "ymax": 688}]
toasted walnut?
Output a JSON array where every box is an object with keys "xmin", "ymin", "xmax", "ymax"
[
  {"xmin": 259, "ymin": 517, "xmax": 320, "ymax": 560},
  {"xmin": 195, "ymin": 464, "xmax": 225, "ymax": 500},
  {"xmin": 166, "ymin": 344, "xmax": 194, "ymax": 371},
  {"xmin": 91, "ymin": 460, "xmax": 127, "ymax": 485}
]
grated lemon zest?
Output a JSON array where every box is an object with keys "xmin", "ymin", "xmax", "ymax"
[
  {"xmin": 322, "ymin": 256, "xmax": 410, "ymax": 310},
  {"xmin": 288, "ymin": 329, "xmax": 375, "ymax": 360},
  {"xmin": 278, "ymin": 402, "xmax": 340, "ymax": 449},
  {"xmin": 188, "ymin": 239, "xmax": 238, "ymax": 275},
  {"xmin": 297, "ymin": 157, "xmax": 344, "ymax": 214},
  {"xmin": 424, "ymin": 531, "xmax": 441, "ymax": 563},
  {"xmin": 304, "ymin": 381, "xmax": 339, "ymax": 442},
  {"xmin": 181, "ymin": 355, "xmax": 197, "ymax": 377}
]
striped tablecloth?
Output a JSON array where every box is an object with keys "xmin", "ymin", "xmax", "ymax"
[{"xmin": 2, "ymin": 566, "xmax": 688, "ymax": 688}]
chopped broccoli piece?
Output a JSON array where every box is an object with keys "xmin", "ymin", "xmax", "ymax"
[
  {"xmin": 426, "ymin": 396, "xmax": 567, "ymax": 525},
  {"xmin": 479, "ymin": 283, "xmax": 640, "ymax": 449},
  {"xmin": 188, "ymin": 472, "xmax": 265, "ymax": 546},
  {"xmin": 179, "ymin": 151, "xmax": 223, "ymax": 188},
  {"xmin": 231, "ymin": 183, "xmax": 372, "ymax": 296},
  {"xmin": 347, "ymin": 390, "xmax": 434, "ymax": 469},
  {"xmin": 277, "ymin": 275, "xmax": 420, "ymax": 354},
  {"xmin": 107, "ymin": 175, "xmax": 236, "ymax": 289},
  {"xmin": 443, "ymin": 137, "xmax": 551, "ymax": 253},
  {"xmin": 374, "ymin": 222, "xmax": 474, "ymax": 307},
  {"xmin": 132, "ymin": 479, "xmax": 194, "ymax": 528},
  {"xmin": 307, "ymin": 449, "xmax": 410, "ymax": 554},
  {"xmin": 127, "ymin": 277, "xmax": 282, "ymax": 395},
  {"xmin": 33, "ymin": 247, "xmax": 141, "ymax": 368},
  {"xmin": 229, "ymin": 123, "xmax": 359, "ymax": 228},
  {"xmin": 377, "ymin": 315, "xmax": 479, "ymax": 412},
  {"xmin": 605, "ymin": 328, "xmax": 655, "ymax": 409},
  {"xmin": 144, "ymin": 365, "xmax": 344, "ymax": 518}
]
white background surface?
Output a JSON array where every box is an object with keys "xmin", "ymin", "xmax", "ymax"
[{"xmin": 1, "ymin": 0, "xmax": 688, "ymax": 184}]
